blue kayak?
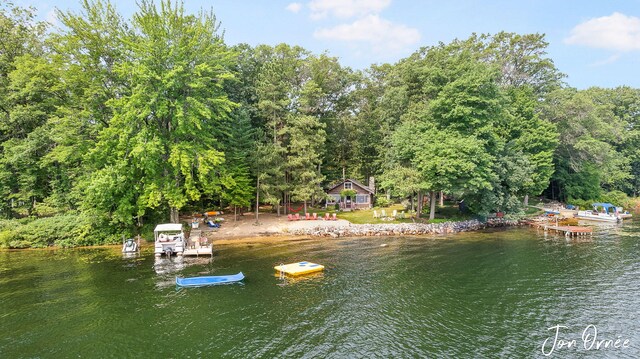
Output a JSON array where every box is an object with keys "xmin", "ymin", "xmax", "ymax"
[{"xmin": 176, "ymin": 272, "xmax": 244, "ymax": 287}]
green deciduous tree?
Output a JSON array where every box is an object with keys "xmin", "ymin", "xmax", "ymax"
[
  {"xmin": 541, "ymin": 88, "xmax": 629, "ymax": 201},
  {"xmin": 83, "ymin": 0, "xmax": 236, "ymax": 224}
]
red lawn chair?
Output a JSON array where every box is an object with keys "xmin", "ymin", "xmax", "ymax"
[
  {"xmin": 294, "ymin": 213, "xmax": 300, "ymax": 221},
  {"xmin": 305, "ymin": 213, "xmax": 311, "ymax": 220},
  {"xmin": 287, "ymin": 214, "xmax": 294, "ymax": 221},
  {"xmin": 332, "ymin": 213, "xmax": 337, "ymax": 220},
  {"xmin": 324, "ymin": 213, "xmax": 330, "ymax": 220},
  {"xmin": 312, "ymin": 213, "xmax": 318, "ymax": 220}
]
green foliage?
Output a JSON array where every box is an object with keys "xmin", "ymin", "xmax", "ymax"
[
  {"xmin": 566, "ymin": 198, "xmax": 591, "ymax": 212},
  {"xmin": 600, "ymin": 191, "xmax": 631, "ymax": 208},
  {"xmin": 568, "ymin": 191, "xmax": 631, "ymax": 212},
  {"xmin": 340, "ymin": 189, "xmax": 357, "ymax": 198},
  {"xmin": 0, "ymin": 213, "xmax": 123, "ymax": 249},
  {"xmin": 80, "ymin": 0, "xmax": 236, "ymax": 224},
  {"xmin": 542, "ymin": 88, "xmax": 631, "ymax": 200},
  {"xmin": 375, "ymin": 197, "xmax": 393, "ymax": 208}
]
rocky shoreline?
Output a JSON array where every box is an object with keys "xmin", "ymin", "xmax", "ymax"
[{"xmin": 289, "ymin": 218, "xmax": 522, "ymax": 238}]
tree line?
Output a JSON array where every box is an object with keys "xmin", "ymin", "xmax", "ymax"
[{"xmin": 1, "ymin": 1, "xmax": 639, "ymax": 246}]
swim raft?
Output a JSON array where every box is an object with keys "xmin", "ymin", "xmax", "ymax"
[{"xmin": 274, "ymin": 261, "xmax": 324, "ymax": 276}]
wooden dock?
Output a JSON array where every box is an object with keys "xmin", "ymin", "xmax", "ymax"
[
  {"xmin": 183, "ymin": 229, "xmax": 213, "ymax": 256},
  {"xmin": 542, "ymin": 225, "xmax": 592, "ymax": 237}
]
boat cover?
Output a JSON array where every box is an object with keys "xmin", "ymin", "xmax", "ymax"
[
  {"xmin": 154, "ymin": 223, "xmax": 183, "ymax": 232},
  {"xmin": 591, "ymin": 203, "xmax": 616, "ymax": 211}
]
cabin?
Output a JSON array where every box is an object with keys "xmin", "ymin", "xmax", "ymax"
[{"xmin": 326, "ymin": 179, "xmax": 375, "ymax": 210}]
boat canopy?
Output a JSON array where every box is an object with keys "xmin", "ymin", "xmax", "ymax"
[
  {"xmin": 591, "ymin": 203, "xmax": 618, "ymax": 212},
  {"xmin": 154, "ymin": 223, "xmax": 183, "ymax": 233},
  {"xmin": 591, "ymin": 203, "xmax": 615, "ymax": 209}
]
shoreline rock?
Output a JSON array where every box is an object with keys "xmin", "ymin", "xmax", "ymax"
[{"xmin": 289, "ymin": 218, "xmax": 522, "ymax": 238}]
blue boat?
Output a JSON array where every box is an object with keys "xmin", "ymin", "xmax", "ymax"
[{"xmin": 175, "ymin": 272, "xmax": 244, "ymax": 287}]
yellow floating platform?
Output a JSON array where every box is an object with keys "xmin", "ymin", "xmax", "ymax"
[{"xmin": 274, "ymin": 261, "xmax": 324, "ymax": 276}]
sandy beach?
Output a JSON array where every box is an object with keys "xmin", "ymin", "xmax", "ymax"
[{"xmin": 191, "ymin": 212, "xmax": 351, "ymax": 244}]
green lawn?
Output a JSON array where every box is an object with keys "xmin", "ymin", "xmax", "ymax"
[
  {"xmin": 335, "ymin": 203, "xmax": 474, "ymax": 224},
  {"xmin": 337, "ymin": 204, "xmax": 415, "ymax": 224},
  {"xmin": 258, "ymin": 202, "xmax": 477, "ymax": 224}
]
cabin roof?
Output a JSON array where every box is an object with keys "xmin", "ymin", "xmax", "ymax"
[{"xmin": 326, "ymin": 179, "xmax": 374, "ymax": 194}]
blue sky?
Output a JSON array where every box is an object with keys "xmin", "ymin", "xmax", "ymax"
[{"xmin": 18, "ymin": 0, "xmax": 640, "ymax": 89}]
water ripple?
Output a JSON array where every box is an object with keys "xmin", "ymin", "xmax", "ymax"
[{"xmin": 2, "ymin": 225, "xmax": 640, "ymax": 358}]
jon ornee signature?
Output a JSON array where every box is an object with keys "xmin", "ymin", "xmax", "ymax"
[{"xmin": 541, "ymin": 324, "xmax": 631, "ymax": 356}]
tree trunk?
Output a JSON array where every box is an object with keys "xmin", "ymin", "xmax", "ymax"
[
  {"xmin": 411, "ymin": 193, "xmax": 415, "ymax": 212},
  {"xmin": 416, "ymin": 191, "xmax": 422, "ymax": 218},
  {"xmin": 439, "ymin": 191, "xmax": 444, "ymax": 206},
  {"xmin": 276, "ymin": 199, "xmax": 281, "ymax": 217},
  {"xmin": 255, "ymin": 176, "xmax": 260, "ymax": 224},
  {"xmin": 429, "ymin": 191, "xmax": 437, "ymax": 220},
  {"xmin": 284, "ymin": 191, "xmax": 288, "ymax": 215},
  {"xmin": 170, "ymin": 207, "xmax": 179, "ymax": 223},
  {"xmin": 234, "ymin": 205, "xmax": 237, "ymax": 222},
  {"xmin": 304, "ymin": 200, "xmax": 307, "ymax": 215},
  {"xmin": 523, "ymin": 194, "xmax": 529, "ymax": 207}
]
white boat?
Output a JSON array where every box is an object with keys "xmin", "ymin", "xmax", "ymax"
[
  {"xmin": 576, "ymin": 203, "xmax": 632, "ymax": 222},
  {"xmin": 154, "ymin": 223, "xmax": 185, "ymax": 257}
]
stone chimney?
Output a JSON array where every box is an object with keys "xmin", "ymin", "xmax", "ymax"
[{"xmin": 369, "ymin": 176, "xmax": 375, "ymax": 193}]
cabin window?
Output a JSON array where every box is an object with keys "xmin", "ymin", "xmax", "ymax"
[
  {"xmin": 356, "ymin": 194, "xmax": 369, "ymax": 204},
  {"xmin": 328, "ymin": 194, "xmax": 340, "ymax": 203},
  {"xmin": 344, "ymin": 182, "xmax": 352, "ymax": 189}
]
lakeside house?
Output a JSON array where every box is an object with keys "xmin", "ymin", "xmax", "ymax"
[{"xmin": 325, "ymin": 178, "xmax": 375, "ymax": 210}]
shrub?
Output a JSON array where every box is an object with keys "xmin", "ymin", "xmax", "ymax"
[
  {"xmin": 600, "ymin": 191, "xmax": 630, "ymax": 208},
  {"xmin": 567, "ymin": 198, "xmax": 591, "ymax": 211},
  {"xmin": 0, "ymin": 230, "xmax": 13, "ymax": 248},
  {"xmin": 569, "ymin": 191, "xmax": 631, "ymax": 212},
  {"xmin": 0, "ymin": 213, "xmax": 112, "ymax": 249},
  {"xmin": 375, "ymin": 197, "xmax": 393, "ymax": 208}
]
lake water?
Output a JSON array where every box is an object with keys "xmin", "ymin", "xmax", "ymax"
[{"xmin": 1, "ymin": 223, "xmax": 639, "ymax": 358}]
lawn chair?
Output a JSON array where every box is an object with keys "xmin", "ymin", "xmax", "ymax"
[
  {"xmin": 381, "ymin": 209, "xmax": 387, "ymax": 218},
  {"xmin": 305, "ymin": 213, "xmax": 311, "ymax": 220},
  {"xmin": 392, "ymin": 210, "xmax": 397, "ymax": 218},
  {"xmin": 332, "ymin": 213, "xmax": 337, "ymax": 220},
  {"xmin": 399, "ymin": 211, "xmax": 405, "ymax": 219},
  {"xmin": 373, "ymin": 210, "xmax": 379, "ymax": 218},
  {"xmin": 312, "ymin": 213, "xmax": 318, "ymax": 220},
  {"xmin": 287, "ymin": 214, "xmax": 294, "ymax": 221},
  {"xmin": 324, "ymin": 213, "xmax": 330, "ymax": 220},
  {"xmin": 294, "ymin": 213, "xmax": 300, "ymax": 220}
]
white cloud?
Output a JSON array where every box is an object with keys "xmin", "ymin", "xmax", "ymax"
[
  {"xmin": 309, "ymin": 0, "xmax": 391, "ymax": 19},
  {"xmin": 314, "ymin": 14, "xmax": 420, "ymax": 53},
  {"xmin": 286, "ymin": 2, "xmax": 302, "ymax": 14},
  {"xmin": 565, "ymin": 12, "xmax": 640, "ymax": 51}
]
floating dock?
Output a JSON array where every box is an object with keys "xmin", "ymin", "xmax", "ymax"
[
  {"xmin": 182, "ymin": 229, "xmax": 213, "ymax": 256},
  {"xmin": 275, "ymin": 261, "xmax": 324, "ymax": 276},
  {"xmin": 542, "ymin": 225, "xmax": 592, "ymax": 237}
]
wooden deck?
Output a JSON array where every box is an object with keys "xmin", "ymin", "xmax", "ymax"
[
  {"xmin": 183, "ymin": 229, "xmax": 213, "ymax": 256},
  {"xmin": 542, "ymin": 225, "xmax": 593, "ymax": 237}
]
